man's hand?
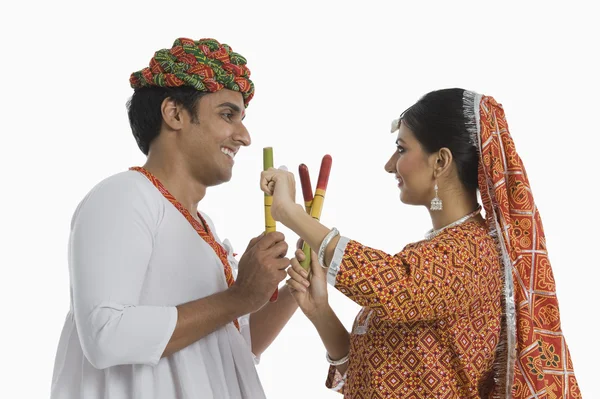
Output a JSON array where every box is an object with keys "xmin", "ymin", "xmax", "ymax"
[{"xmin": 233, "ymin": 232, "xmax": 290, "ymax": 312}]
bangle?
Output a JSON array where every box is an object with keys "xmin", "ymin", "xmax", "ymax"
[
  {"xmin": 326, "ymin": 352, "xmax": 350, "ymax": 366},
  {"xmin": 318, "ymin": 227, "xmax": 340, "ymax": 268}
]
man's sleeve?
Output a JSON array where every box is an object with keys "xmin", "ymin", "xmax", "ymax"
[{"xmin": 70, "ymin": 176, "xmax": 178, "ymax": 369}]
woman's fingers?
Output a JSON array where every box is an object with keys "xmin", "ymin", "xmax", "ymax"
[
  {"xmin": 287, "ymin": 261, "xmax": 310, "ymax": 288},
  {"xmin": 286, "ymin": 278, "xmax": 307, "ymax": 293}
]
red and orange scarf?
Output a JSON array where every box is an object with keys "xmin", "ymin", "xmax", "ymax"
[{"xmin": 471, "ymin": 93, "xmax": 580, "ymax": 398}]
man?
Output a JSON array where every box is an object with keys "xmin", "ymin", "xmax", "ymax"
[{"xmin": 50, "ymin": 38, "xmax": 298, "ymax": 399}]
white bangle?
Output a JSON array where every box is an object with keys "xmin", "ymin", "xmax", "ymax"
[
  {"xmin": 326, "ymin": 352, "xmax": 349, "ymax": 366},
  {"xmin": 318, "ymin": 227, "xmax": 340, "ymax": 268}
]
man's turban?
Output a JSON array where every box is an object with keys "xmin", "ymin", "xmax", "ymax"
[{"xmin": 130, "ymin": 38, "xmax": 254, "ymax": 106}]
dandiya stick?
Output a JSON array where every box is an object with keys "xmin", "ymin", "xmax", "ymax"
[
  {"xmin": 300, "ymin": 155, "xmax": 332, "ymax": 272},
  {"xmin": 263, "ymin": 147, "xmax": 278, "ymax": 302},
  {"xmin": 298, "ymin": 164, "xmax": 314, "ymax": 270},
  {"xmin": 299, "ymin": 164, "xmax": 314, "ymax": 214}
]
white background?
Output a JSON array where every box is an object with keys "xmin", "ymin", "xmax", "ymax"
[{"xmin": 1, "ymin": 1, "xmax": 598, "ymax": 397}]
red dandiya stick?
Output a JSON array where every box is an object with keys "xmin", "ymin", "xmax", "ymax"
[
  {"xmin": 300, "ymin": 155, "xmax": 332, "ymax": 272},
  {"xmin": 299, "ymin": 164, "xmax": 314, "ymax": 213}
]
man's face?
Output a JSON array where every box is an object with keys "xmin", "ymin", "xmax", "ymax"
[{"xmin": 178, "ymin": 89, "xmax": 251, "ymax": 187}]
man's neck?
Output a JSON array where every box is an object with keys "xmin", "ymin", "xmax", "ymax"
[{"xmin": 142, "ymin": 155, "xmax": 207, "ymax": 217}]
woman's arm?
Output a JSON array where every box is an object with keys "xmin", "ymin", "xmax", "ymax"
[{"xmin": 309, "ymin": 306, "xmax": 351, "ymax": 375}]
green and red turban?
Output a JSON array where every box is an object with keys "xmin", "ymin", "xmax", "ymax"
[{"xmin": 130, "ymin": 38, "xmax": 254, "ymax": 106}]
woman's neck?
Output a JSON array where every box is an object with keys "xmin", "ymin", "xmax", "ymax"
[{"xmin": 429, "ymin": 188, "xmax": 479, "ymax": 230}]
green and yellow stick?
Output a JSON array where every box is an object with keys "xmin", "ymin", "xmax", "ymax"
[{"xmin": 263, "ymin": 147, "xmax": 278, "ymax": 302}]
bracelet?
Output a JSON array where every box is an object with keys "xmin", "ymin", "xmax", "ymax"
[
  {"xmin": 326, "ymin": 352, "xmax": 350, "ymax": 366},
  {"xmin": 318, "ymin": 227, "xmax": 340, "ymax": 268}
]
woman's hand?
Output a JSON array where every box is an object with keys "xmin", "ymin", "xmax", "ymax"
[
  {"xmin": 260, "ymin": 167, "xmax": 297, "ymax": 222},
  {"xmin": 286, "ymin": 248, "xmax": 329, "ymax": 320}
]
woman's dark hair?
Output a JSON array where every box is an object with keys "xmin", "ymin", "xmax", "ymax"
[
  {"xmin": 400, "ymin": 88, "xmax": 479, "ymax": 192},
  {"xmin": 126, "ymin": 86, "xmax": 208, "ymax": 155}
]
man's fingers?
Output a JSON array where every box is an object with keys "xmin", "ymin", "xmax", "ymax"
[
  {"xmin": 257, "ymin": 231, "xmax": 286, "ymax": 250},
  {"xmin": 277, "ymin": 269, "xmax": 288, "ymax": 282},
  {"xmin": 275, "ymin": 257, "xmax": 291, "ymax": 270},
  {"xmin": 266, "ymin": 240, "xmax": 288, "ymax": 259},
  {"xmin": 245, "ymin": 232, "xmax": 265, "ymax": 251}
]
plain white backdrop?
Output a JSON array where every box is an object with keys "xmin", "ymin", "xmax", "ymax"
[{"xmin": 1, "ymin": 1, "xmax": 598, "ymax": 397}]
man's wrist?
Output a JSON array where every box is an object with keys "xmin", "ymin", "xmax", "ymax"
[{"xmin": 225, "ymin": 285, "xmax": 255, "ymax": 316}]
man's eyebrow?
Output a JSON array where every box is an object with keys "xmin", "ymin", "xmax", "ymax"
[
  {"xmin": 217, "ymin": 101, "xmax": 245, "ymax": 119},
  {"xmin": 217, "ymin": 102, "xmax": 242, "ymax": 114}
]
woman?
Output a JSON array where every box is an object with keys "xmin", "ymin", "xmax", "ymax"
[{"xmin": 261, "ymin": 89, "xmax": 580, "ymax": 398}]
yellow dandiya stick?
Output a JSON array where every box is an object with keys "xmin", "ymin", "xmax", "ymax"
[
  {"xmin": 298, "ymin": 164, "xmax": 314, "ymax": 270},
  {"xmin": 263, "ymin": 147, "xmax": 278, "ymax": 302},
  {"xmin": 300, "ymin": 155, "xmax": 333, "ymax": 272}
]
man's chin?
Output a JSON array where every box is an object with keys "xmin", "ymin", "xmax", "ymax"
[{"xmin": 210, "ymin": 171, "xmax": 233, "ymax": 186}]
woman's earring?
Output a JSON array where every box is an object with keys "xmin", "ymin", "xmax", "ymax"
[{"xmin": 430, "ymin": 182, "xmax": 443, "ymax": 211}]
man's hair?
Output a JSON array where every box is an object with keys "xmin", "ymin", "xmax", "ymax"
[{"xmin": 126, "ymin": 87, "xmax": 208, "ymax": 155}]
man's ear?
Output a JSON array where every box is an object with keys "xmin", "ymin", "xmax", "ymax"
[{"xmin": 160, "ymin": 98, "xmax": 184, "ymax": 131}]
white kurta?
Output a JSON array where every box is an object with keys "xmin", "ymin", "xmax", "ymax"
[{"xmin": 50, "ymin": 171, "xmax": 265, "ymax": 399}]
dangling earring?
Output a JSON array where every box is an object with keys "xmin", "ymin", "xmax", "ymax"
[{"xmin": 430, "ymin": 181, "xmax": 443, "ymax": 211}]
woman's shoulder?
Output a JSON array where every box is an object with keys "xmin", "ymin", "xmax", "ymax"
[
  {"xmin": 441, "ymin": 220, "xmax": 498, "ymax": 257},
  {"xmin": 395, "ymin": 222, "xmax": 498, "ymax": 274},
  {"xmin": 447, "ymin": 220, "xmax": 491, "ymax": 240},
  {"xmin": 404, "ymin": 221, "xmax": 496, "ymax": 255}
]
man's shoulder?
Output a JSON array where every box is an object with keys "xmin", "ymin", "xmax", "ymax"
[
  {"xmin": 71, "ymin": 170, "xmax": 159, "ymax": 222},
  {"xmin": 87, "ymin": 170, "xmax": 154, "ymax": 199}
]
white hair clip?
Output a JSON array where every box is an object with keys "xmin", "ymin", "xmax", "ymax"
[{"xmin": 390, "ymin": 118, "xmax": 400, "ymax": 133}]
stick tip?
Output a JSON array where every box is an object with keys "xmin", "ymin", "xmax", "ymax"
[{"xmin": 317, "ymin": 155, "xmax": 333, "ymax": 189}]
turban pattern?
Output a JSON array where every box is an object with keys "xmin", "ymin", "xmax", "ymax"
[{"xmin": 130, "ymin": 38, "xmax": 254, "ymax": 106}]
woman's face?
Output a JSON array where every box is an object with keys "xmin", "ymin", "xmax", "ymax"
[{"xmin": 385, "ymin": 121, "xmax": 436, "ymax": 206}]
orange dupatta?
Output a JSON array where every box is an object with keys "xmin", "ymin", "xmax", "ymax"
[{"xmin": 469, "ymin": 92, "xmax": 580, "ymax": 398}]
